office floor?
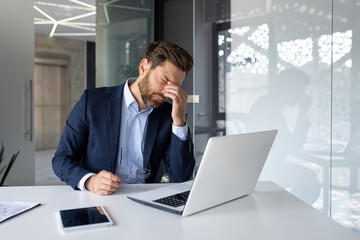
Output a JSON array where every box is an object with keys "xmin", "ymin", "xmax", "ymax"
[{"xmin": 35, "ymin": 149, "xmax": 65, "ymax": 186}]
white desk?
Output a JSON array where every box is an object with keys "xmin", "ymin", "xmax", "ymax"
[{"xmin": 1, "ymin": 182, "xmax": 359, "ymax": 240}]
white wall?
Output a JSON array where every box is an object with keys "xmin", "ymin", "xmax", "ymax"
[{"xmin": 0, "ymin": 0, "xmax": 35, "ymax": 185}]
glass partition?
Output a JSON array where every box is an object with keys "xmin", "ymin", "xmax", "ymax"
[
  {"xmin": 195, "ymin": 0, "xmax": 332, "ymax": 211},
  {"xmin": 96, "ymin": 0, "xmax": 154, "ymax": 87},
  {"xmin": 226, "ymin": 0, "xmax": 332, "ymax": 212},
  {"xmin": 332, "ymin": 0, "xmax": 360, "ymax": 232},
  {"xmin": 195, "ymin": 0, "xmax": 360, "ymax": 234}
]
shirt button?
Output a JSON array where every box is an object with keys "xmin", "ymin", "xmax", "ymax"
[
  {"xmin": 129, "ymin": 170, "xmax": 133, "ymax": 174},
  {"xmin": 131, "ymin": 132, "xmax": 135, "ymax": 135}
]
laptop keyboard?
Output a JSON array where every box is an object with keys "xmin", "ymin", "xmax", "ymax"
[{"xmin": 153, "ymin": 190, "xmax": 190, "ymax": 208}]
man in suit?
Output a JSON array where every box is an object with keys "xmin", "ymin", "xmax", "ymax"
[{"xmin": 52, "ymin": 41, "xmax": 195, "ymax": 195}]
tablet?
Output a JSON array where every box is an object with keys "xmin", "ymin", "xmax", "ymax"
[{"xmin": 58, "ymin": 206, "xmax": 113, "ymax": 232}]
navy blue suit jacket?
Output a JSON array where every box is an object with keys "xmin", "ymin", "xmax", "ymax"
[{"xmin": 52, "ymin": 83, "xmax": 195, "ymax": 189}]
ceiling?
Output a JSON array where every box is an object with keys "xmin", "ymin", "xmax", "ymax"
[{"xmin": 33, "ymin": 0, "xmax": 96, "ymax": 42}]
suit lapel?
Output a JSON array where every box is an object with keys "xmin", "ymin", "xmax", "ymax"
[
  {"xmin": 143, "ymin": 109, "xmax": 160, "ymax": 168},
  {"xmin": 108, "ymin": 84, "xmax": 125, "ymax": 172}
]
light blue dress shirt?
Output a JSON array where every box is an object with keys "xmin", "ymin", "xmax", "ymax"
[{"xmin": 77, "ymin": 79, "xmax": 188, "ymax": 190}]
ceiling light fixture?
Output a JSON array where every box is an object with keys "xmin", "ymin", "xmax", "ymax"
[
  {"xmin": 60, "ymin": 22, "xmax": 95, "ymax": 32},
  {"xmin": 58, "ymin": 12, "xmax": 96, "ymax": 23},
  {"xmin": 34, "ymin": 1, "xmax": 96, "ymax": 40},
  {"xmin": 100, "ymin": 0, "xmax": 151, "ymax": 25},
  {"xmin": 50, "ymin": 23, "xmax": 58, "ymax": 37},
  {"xmin": 53, "ymin": 33, "xmax": 96, "ymax": 36},
  {"xmin": 34, "ymin": 5, "xmax": 58, "ymax": 37},
  {"xmin": 33, "ymin": 5, "xmax": 56, "ymax": 22},
  {"xmin": 34, "ymin": 1, "xmax": 93, "ymax": 11},
  {"xmin": 68, "ymin": 0, "xmax": 96, "ymax": 10},
  {"xmin": 65, "ymin": 22, "xmax": 96, "ymax": 27}
]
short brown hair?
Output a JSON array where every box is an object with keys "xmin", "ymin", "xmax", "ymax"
[{"xmin": 143, "ymin": 41, "xmax": 194, "ymax": 74}]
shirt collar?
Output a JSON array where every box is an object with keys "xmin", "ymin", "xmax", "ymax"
[{"xmin": 124, "ymin": 78, "xmax": 153, "ymax": 114}]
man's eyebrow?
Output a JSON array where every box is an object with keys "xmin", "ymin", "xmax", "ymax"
[
  {"xmin": 163, "ymin": 74, "xmax": 174, "ymax": 83},
  {"xmin": 165, "ymin": 77, "xmax": 174, "ymax": 83}
]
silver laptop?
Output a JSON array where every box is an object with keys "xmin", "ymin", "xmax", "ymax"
[{"xmin": 127, "ymin": 129, "xmax": 277, "ymax": 217}]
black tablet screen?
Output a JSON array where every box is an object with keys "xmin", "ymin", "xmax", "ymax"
[{"xmin": 60, "ymin": 207, "xmax": 110, "ymax": 228}]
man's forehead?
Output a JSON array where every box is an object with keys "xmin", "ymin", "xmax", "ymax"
[
  {"xmin": 159, "ymin": 64, "xmax": 185, "ymax": 84},
  {"xmin": 160, "ymin": 68, "xmax": 174, "ymax": 82}
]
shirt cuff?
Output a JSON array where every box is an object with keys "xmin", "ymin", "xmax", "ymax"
[
  {"xmin": 77, "ymin": 172, "xmax": 96, "ymax": 191},
  {"xmin": 172, "ymin": 123, "xmax": 188, "ymax": 141}
]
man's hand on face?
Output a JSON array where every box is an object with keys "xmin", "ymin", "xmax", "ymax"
[
  {"xmin": 163, "ymin": 81, "xmax": 188, "ymax": 127},
  {"xmin": 85, "ymin": 170, "xmax": 121, "ymax": 195}
]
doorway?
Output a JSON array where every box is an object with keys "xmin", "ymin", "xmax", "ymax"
[{"xmin": 34, "ymin": 59, "xmax": 69, "ymax": 185}]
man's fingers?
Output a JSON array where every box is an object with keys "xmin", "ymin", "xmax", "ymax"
[
  {"xmin": 93, "ymin": 182, "xmax": 119, "ymax": 195},
  {"xmin": 164, "ymin": 89, "xmax": 187, "ymax": 103},
  {"xmin": 99, "ymin": 182, "xmax": 119, "ymax": 192},
  {"xmin": 163, "ymin": 91, "xmax": 177, "ymax": 100},
  {"xmin": 164, "ymin": 86, "xmax": 187, "ymax": 102},
  {"xmin": 99, "ymin": 172, "xmax": 121, "ymax": 189},
  {"xmin": 163, "ymin": 82, "xmax": 188, "ymax": 127},
  {"xmin": 110, "ymin": 174, "xmax": 121, "ymax": 182},
  {"xmin": 87, "ymin": 170, "xmax": 121, "ymax": 195},
  {"xmin": 100, "ymin": 177, "xmax": 121, "ymax": 188},
  {"xmin": 99, "ymin": 170, "xmax": 121, "ymax": 182},
  {"xmin": 100, "ymin": 173, "xmax": 121, "ymax": 185}
]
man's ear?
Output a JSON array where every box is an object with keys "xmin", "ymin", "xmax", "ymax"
[{"xmin": 139, "ymin": 58, "xmax": 151, "ymax": 77}]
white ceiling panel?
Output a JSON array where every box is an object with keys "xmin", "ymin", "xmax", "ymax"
[{"xmin": 34, "ymin": 0, "xmax": 96, "ymax": 42}]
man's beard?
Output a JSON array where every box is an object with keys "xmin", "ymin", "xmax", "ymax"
[{"xmin": 138, "ymin": 75, "xmax": 167, "ymax": 108}]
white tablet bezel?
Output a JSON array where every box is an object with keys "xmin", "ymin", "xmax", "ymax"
[{"xmin": 58, "ymin": 206, "xmax": 113, "ymax": 232}]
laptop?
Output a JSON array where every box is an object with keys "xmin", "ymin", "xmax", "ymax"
[{"xmin": 127, "ymin": 129, "xmax": 278, "ymax": 217}]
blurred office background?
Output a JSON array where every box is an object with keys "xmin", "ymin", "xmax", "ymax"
[{"xmin": 1, "ymin": 0, "xmax": 360, "ymax": 234}]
